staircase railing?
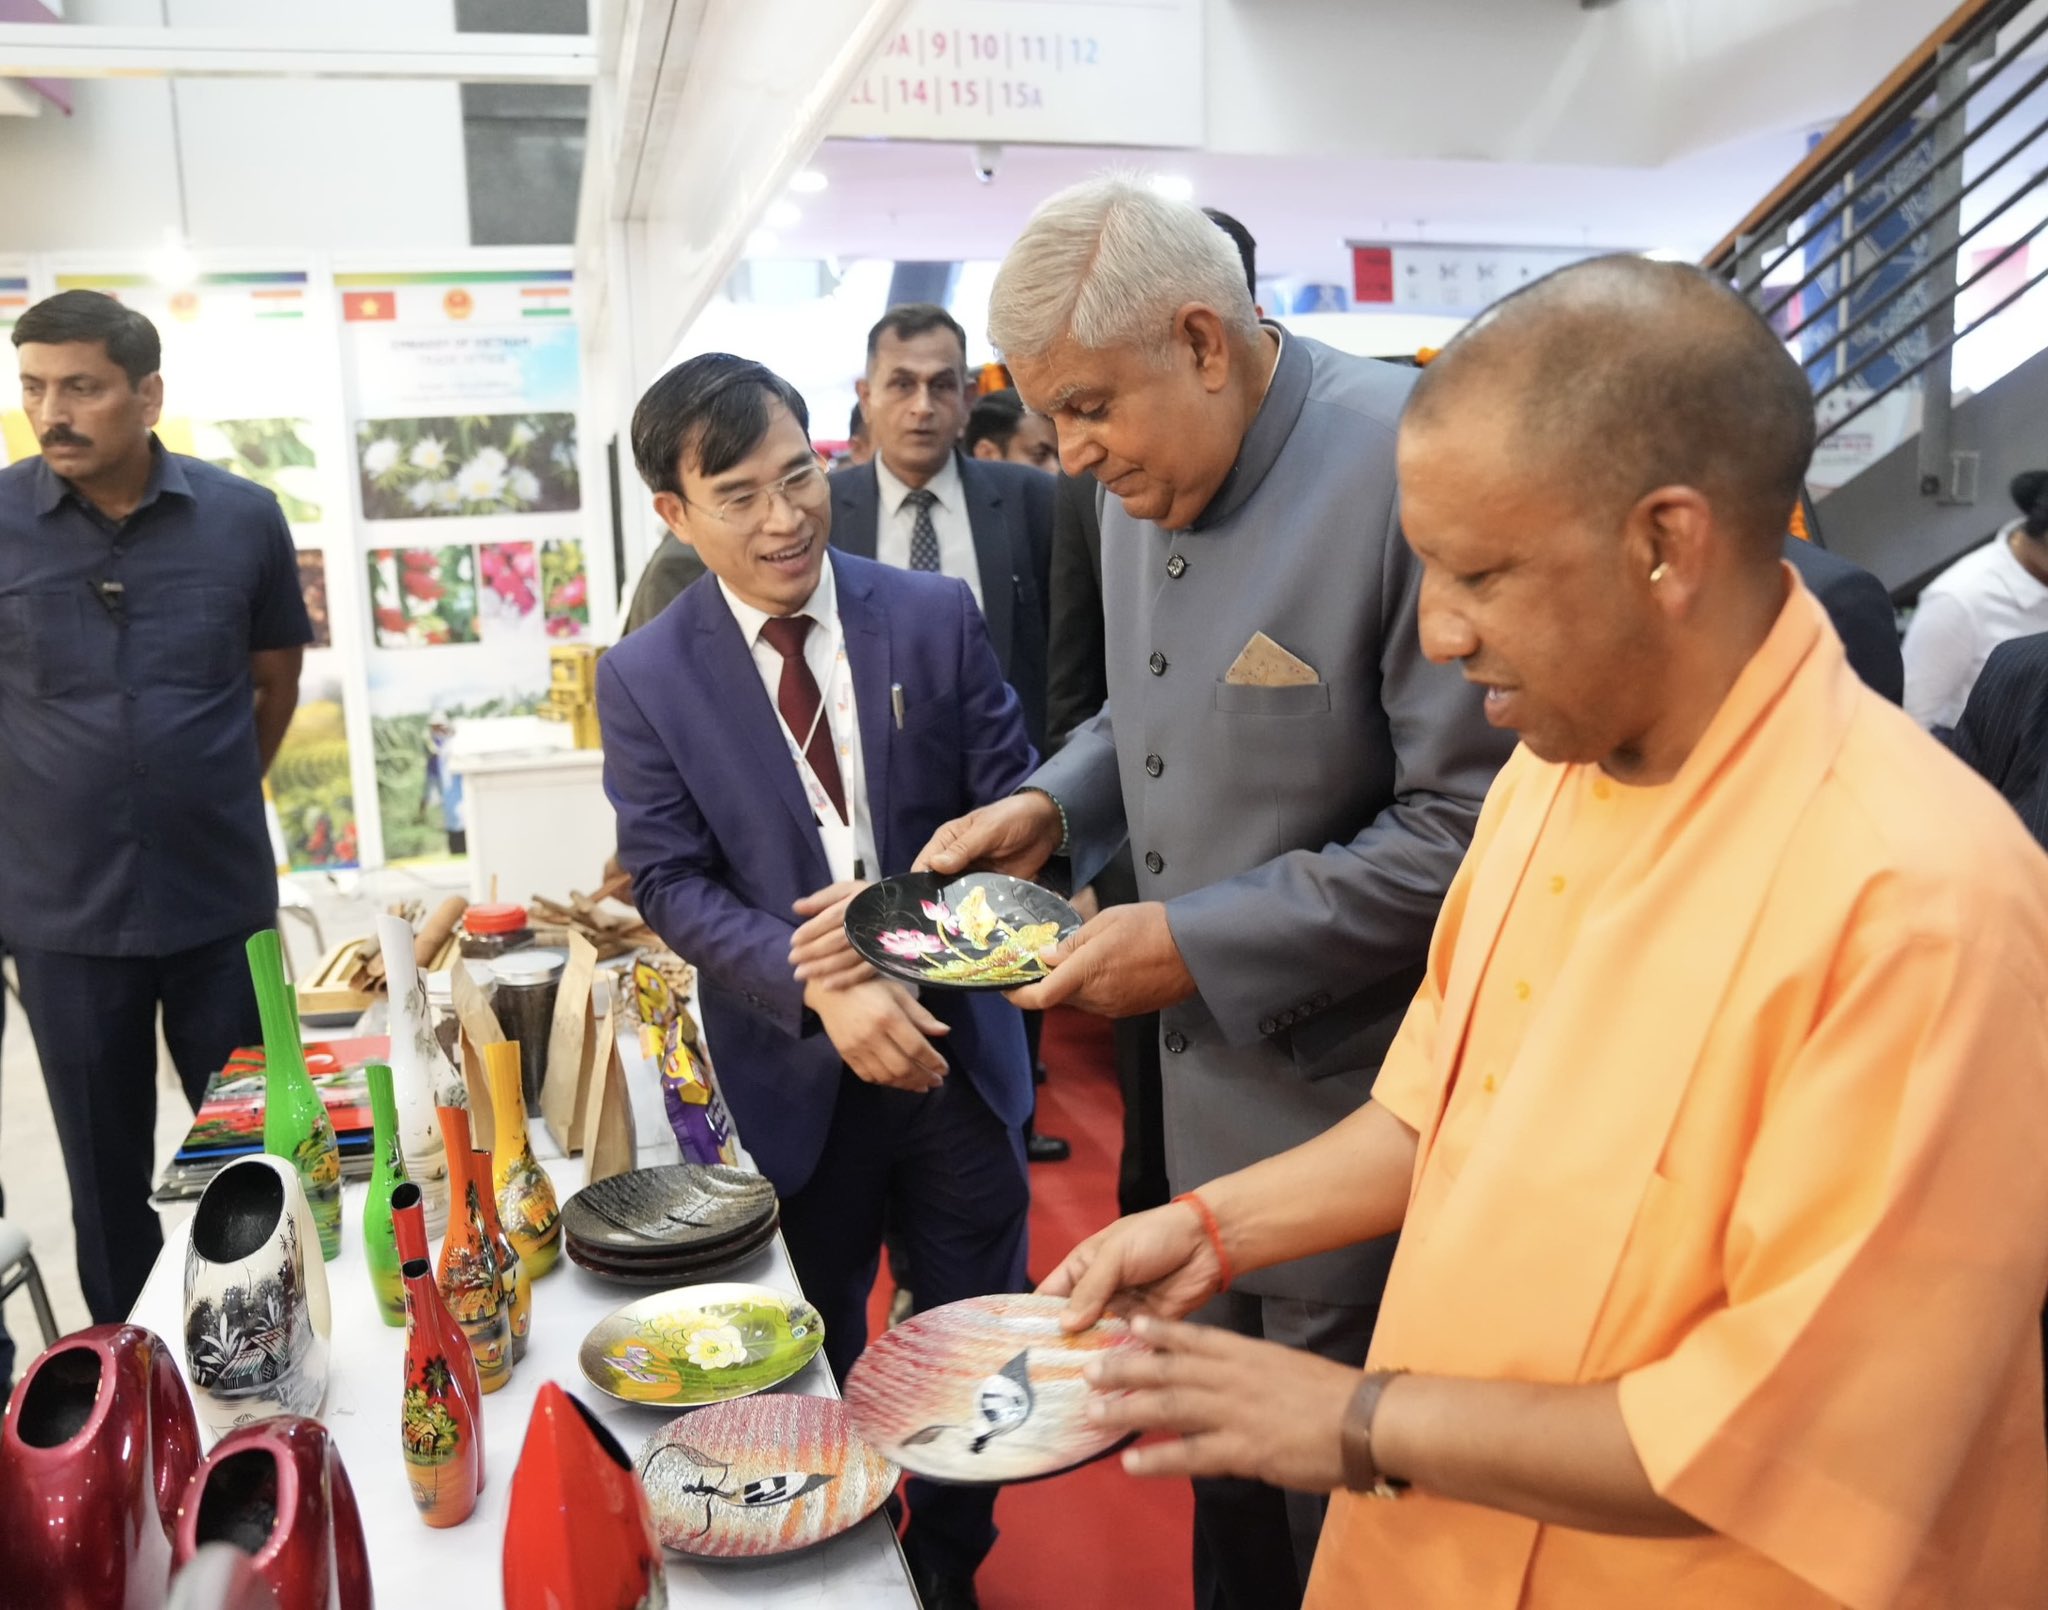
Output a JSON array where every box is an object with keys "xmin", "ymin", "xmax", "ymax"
[{"xmin": 1703, "ymin": 0, "xmax": 2048, "ymax": 509}]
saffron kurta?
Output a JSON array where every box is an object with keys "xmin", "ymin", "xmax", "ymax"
[{"xmin": 1311, "ymin": 573, "xmax": 2048, "ymax": 1609}]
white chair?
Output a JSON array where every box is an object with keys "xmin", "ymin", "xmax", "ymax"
[{"xmin": 0, "ymin": 1218, "xmax": 59, "ymax": 1349}]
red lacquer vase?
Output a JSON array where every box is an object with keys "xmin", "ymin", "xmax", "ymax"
[
  {"xmin": 167, "ymin": 1542, "xmax": 284, "ymax": 1609},
  {"xmin": 434, "ymin": 1104, "xmax": 511, "ymax": 1392},
  {"xmin": 472, "ymin": 1145, "xmax": 532, "ymax": 1364},
  {"xmin": 392, "ymin": 1180, "xmax": 483, "ymax": 1527},
  {"xmin": 503, "ymin": 1381, "xmax": 665, "ymax": 1610},
  {"xmin": 172, "ymin": 1415, "xmax": 372, "ymax": 1610},
  {"xmin": 0, "ymin": 1322, "xmax": 202, "ymax": 1610}
]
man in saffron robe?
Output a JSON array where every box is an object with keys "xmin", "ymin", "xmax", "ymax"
[{"xmin": 1046, "ymin": 255, "xmax": 2048, "ymax": 1609}]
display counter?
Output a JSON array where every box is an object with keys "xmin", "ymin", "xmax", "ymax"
[{"xmin": 126, "ymin": 1013, "xmax": 918, "ymax": 1605}]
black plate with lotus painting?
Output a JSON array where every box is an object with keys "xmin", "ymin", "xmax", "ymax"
[{"xmin": 845, "ymin": 873, "xmax": 1082, "ymax": 992}]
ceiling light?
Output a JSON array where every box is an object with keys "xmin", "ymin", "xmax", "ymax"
[
  {"xmin": 1642, "ymin": 246, "xmax": 1690, "ymax": 262},
  {"xmin": 788, "ymin": 169, "xmax": 828, "ymax": 195},
  {"xmin": 1148, "ymin": 174, "xmax": 1196, "ymax": 203},
  {"xmin": 745, "ymin": 229, "xmax": 781, "ymax": 258},
  {"xmin": 765, "ymin": 199, "xmax": 802, "ymax": 231}
]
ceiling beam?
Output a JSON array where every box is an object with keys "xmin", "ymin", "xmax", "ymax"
[{"xmin": 0, "ymin": 25, "xmax": 597, "ymax": 84}]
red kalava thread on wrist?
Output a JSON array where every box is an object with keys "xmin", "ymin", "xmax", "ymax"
[{"xmin": 1174, "ymin": 1190, "xmax": 1233, "ymax": 1291}]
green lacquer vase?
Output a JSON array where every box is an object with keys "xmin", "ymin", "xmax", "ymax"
[
  {"xmin": 246, "ymin": 928, "xmax": 343, "ymax": 1260},
  {"xmin": 363, "ymin": 1062, "xmax": 410, "ymax": 1326}
]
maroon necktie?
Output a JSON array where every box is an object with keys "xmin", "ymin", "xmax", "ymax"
[{"xmin": 759, "ymin": 615, "xmax": 848, "ymax": 824}]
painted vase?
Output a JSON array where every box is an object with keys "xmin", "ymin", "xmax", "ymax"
[
  {"xmin": 393, "ymin": 1180, "xmax": 485, "ymax": 1490},
  {"xmin": 485, "ymin": 1041, "xmax": 561, "ymax": 1278},
  {"xmin": 0, "ymin": 1322, "xmax": 202, "ymax": 1610},
  {"xmin": 183, "ymin": 1155, "xmax": 332, "ymax": 1436},
  {"xmin": 362, "ymin": 1062, "xmax": 409, "ymax": 1327},
  {"xmin": 245, "ymin": 929, "xmax": 342, "ymax": 1260},
  {"xmin": 172, "ymin": 1415, "xmax": 373, "ymax": 1610},
  {"xmin": 503, "ymin": 1381, "xmax": 667, "ymax": 1610},
  {"xmin": 434, "ymin": 1103, "xmax": 511, "ymax": 1393},
  {"xmin": 167, "ymin": 1544, "xmax": 283, "ymax": 1610},
  {"xmin": 472, "ymin": 1145, "xmax": 532, "ymax": 1364},
  {"xmin": 376, "ymin": 912, "xmax": 451, "ymax": 1236}
]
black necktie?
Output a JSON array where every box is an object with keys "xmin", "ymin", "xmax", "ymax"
[{"xmin": 904, "ymin": 488, "xmax": 941, "ymax": 573}]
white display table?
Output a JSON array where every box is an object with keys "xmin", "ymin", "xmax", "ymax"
[{"xmin": 128, "ymin": 1029, "xmax": 918, "ymax": 1605}]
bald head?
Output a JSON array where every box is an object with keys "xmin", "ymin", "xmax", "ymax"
[{"xmin": 1408, "ymin": 256, "xmax": 1815, "ymax": 557}]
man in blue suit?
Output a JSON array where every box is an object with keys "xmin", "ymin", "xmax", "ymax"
[{"xmin": 598, "ymin": 354, "xmax": 1034, "ymax": 1610}]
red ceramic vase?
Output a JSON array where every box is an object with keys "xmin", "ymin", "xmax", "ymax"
[
  {"xmin": 0, "ymin": 1322, "xmax": 202, "ymax": 1610},
  {"xmin": 503, "ymin": 1381, "xmax": 665, "ymax": 1610},
  {"xmin": 434, "ymin": 1105, "xmax": 511, "ymax": 1392},
  {"xmin": 392, "ymin": 1180, "xmax": 485, "ymax": 1489},
  {"xmin": 172, "ymin": 1415, "xmax": 373, "ymax": 1610}
]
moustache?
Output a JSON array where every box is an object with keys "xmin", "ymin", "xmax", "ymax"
[{"xmin": 39, "ymin": 429, "xmax": 91, "ymax": 449}]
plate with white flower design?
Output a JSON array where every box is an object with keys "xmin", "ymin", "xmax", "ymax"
[
  {"xmin": 578, "ymin": 1283, "xmax": 825, "ymax": 1408},
  {"xmin": 845, "ymin": 872, "xmax": 1082, "ymax": 991}
]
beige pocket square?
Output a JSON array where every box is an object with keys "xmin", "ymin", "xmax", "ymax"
[{"xmin": 1223, "ymin": 631, "xmax": 1319, "ymax": 688}]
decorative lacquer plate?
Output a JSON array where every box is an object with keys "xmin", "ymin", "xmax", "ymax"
[
  {"xmin": 845, "ymin": 873, "xmax": 1082, "ymax": 991},
  {"xmin": 564, "ymin": 1214, "xmax": 782, "ymax": 1287},
  {"xmin": 636, "ymin": 1395, "xmax": 899, "ymax": 1561},
  {"xmin": 579, "ymin": 1284, "xmax": 824, "ymax": 1408},
  {"xmin": 559, "ymin": 1165, "xmax": 776, "ymax": 1257},
  {"xmin": 843, "ymin": 1293, "xmax": 1144, "ymax": 1484}
]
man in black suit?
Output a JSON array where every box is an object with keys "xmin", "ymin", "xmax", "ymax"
[
  {"xmin": 1782, "ymin": 536, "xmax": 1902, "ymax": 703},
  {"xmin": 1945, "ymin": 630, "xmax": 2048, "ymax": 844},
  {"xmin": 828, "ymin": 303, "xmax": 1054, "ymax": 754},
  {"xmin": 831, "ymin": 304, "xmax": 1065, "ymax": 1170}
]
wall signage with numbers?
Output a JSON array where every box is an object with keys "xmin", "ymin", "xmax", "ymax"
[{"xmin": 832, "ymin": 0, "xmax": 1204, "ymax": 147}]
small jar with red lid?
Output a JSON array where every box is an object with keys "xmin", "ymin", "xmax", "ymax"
[{"xmin": 459, "ymin": 901, "xmax": 533, "ymax": 960}]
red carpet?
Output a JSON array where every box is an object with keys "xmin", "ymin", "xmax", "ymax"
[{"xmin": 868, "ymin": 1007, "xmax": 1194, "ymax": 1609}]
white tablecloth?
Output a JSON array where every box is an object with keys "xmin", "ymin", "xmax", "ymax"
[{"xmin": 129, "ymin": 1061, "xmax": 918, "ymax": 1605}]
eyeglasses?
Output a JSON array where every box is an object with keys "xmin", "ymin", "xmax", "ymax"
[{"xmin": 688, "ymin": 462, "xmax": 828, "ymax": 530}]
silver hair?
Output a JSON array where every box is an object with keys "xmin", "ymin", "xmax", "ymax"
[{"xmin": 988, "ymin": 174, "xmax": 1259, "ymax": 363}]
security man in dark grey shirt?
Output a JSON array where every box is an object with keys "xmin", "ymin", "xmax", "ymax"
[{"xmin": 1, "ymin": 290, "xmax": 309, "ymax": 1322}]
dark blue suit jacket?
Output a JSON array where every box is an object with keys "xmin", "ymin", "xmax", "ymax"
[
  {"xmin": 827, "ymin": 452, "xmax": 1054, "ymax": 753},
  {"xmin": 1783, "ymin": 536, "xmax": 1902, "ymax": 704},
  {"xmin": 597, "ymin": 551, "xmax": 1038, "ymax": 1195}
]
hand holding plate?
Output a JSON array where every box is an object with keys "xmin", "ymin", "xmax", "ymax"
[
  {"xmin": 1004, "ymin": 901, "xmax": 1198, "ymax": 1017},
  {"xmin": 1038, "ymin": 1197, "xmax": 1226, "ymax": 1332},
  {"xmin": 1082, "ymin": 1316, "xmax": 1360, "ymax": 1492},
  {"xmin": 914, "ymin": 793, "xmax": 1064, "ymax": 879}
]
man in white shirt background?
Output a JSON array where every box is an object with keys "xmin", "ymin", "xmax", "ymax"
[{"xmin": 1902, "ymin": 468, "xmax": 2048, "ymax": 730}]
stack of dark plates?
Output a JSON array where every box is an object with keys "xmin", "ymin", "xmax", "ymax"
[{"xmin": 559, "ymin": 1164, "xmax": 780, "ymax": 1287}]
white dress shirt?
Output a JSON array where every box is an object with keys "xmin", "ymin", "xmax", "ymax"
[
  {"xmin": 1901, "ymin": 521, "xmax": 2048, "ymax": 730},
  {"xmin": 718, "ymin": 561, "xmax": 880, "ymax": 883},
  {"xmin": 873, "ymin": 450, "xmax": 983, "ymax": 611}
]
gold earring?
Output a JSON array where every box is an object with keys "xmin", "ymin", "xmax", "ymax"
[{"xmin": 1649, "ymin": 562, "xmax": 1669, "ymax": 584}]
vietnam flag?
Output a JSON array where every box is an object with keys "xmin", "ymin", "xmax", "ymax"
[{"xmin": 344, "ymin": 291, "xmax": 396, "ymax": 322}]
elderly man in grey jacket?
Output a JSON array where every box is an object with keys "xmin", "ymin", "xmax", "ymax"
[{"xmin": 917, "ymin": 177, "xmax": 1510, "ymax": 1609}]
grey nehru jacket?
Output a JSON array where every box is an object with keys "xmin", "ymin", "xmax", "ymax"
[{"xmin": 1027, "ymin": 331, "xmax": 1512, "ymax": 1303}]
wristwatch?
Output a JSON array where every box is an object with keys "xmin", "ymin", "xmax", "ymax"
[{"xmin": 1339, "ymin": 1370, "xmax": 1410, "ymax": 1499}]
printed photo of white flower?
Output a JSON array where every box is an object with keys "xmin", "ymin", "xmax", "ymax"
[{"xmin": 356, "ymin": 413, "xmax": 579, "ymax": 520}]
